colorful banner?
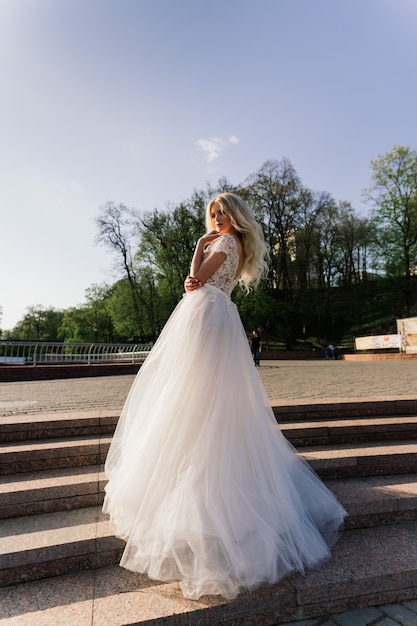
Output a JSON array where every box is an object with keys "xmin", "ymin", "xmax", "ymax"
[{"xmin": 355, "ymin": 334, "xmax": 404, "ymax": 350}]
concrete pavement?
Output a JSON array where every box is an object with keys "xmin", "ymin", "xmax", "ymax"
[{"xmin": 2, "ymin": 359, "xmax": 417, "ymax": 416}]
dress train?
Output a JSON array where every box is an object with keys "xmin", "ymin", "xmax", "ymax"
[{"xmin": 103, "ymin": 283, "xmax": 346, "ymax": 600}]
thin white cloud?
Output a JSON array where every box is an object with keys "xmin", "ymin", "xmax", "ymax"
[{"xmin": 197, "ymin": 135, "xmax": 239, "ymax": 162}]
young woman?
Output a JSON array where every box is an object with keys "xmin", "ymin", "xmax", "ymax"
[{"xmin": 103, "ymin": 192, "xmax": 346, "ymax": 601}]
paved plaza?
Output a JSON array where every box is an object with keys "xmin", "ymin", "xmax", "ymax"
[{"xmin": 1, "ymin": 358, "xmax": 417, "ymax": 415}]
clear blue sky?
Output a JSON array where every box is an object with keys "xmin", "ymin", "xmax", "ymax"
[{"xmin": 1, "ymin": 0, "xmax": 417, "ymax": 330}]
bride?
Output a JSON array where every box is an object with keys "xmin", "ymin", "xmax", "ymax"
[{"xmin": 103, "ymin": 192, "xmax": 346, "ymax": 601}]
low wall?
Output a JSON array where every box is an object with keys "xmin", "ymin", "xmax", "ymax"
[
  {"xmin": 6, "ymin": 350, "xmax": 412, "ymax": 381},
  {"xmin": 343, "ymin": 353, "xmax": 417, "ymax": 361},
  {"xmin": 0, "ymin": 363, "xmax": 142, "ymax": 382},
  {"xmin": 261, "ymin": 350, "xmax": 325, "ymax": 360},
  {"xmin": 0, "ymin": 351, "xmax": 328, "ymax": 381}
]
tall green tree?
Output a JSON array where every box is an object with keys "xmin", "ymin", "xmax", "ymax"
[
  {"xmin": 58, "ymin": 307, "xmax": 90, "ymax": 342},
  {"xmin": 293, "ymin": 189, "xmax": 335, "ymax": 290},
  {"xmin": 365, "ymin": 145, "xmax": 417, "ymax": 314},
  {"xmin": 12, "ymin": 306, "xmax": 64, "ymax": 340},
  {"xmin": 138, "ymin": 192, "xmax": 207, "ymax": 307},
  {"xmin": 95, "ymin": 202, "xmax": 143, "ymax": 338},
  {"xmin": 246, "ymin": 159, "xmax": 302, "ymax": 293},
  {"xmin": 245, "ymin": 159, "xmax": 312, "ymax": 348},
  {"xmin": 83, "ymin": 283, "xmax": 114, "ymax": 342},
  {"xmin": 105, "ymin": 279, "xmax": 142, "ymax": 342},
  {"xmin": 105, "ymin": 271, "xmax": 166, "ymax": 342},
  {"xmin": 334, "ymin": 202, "xmax": 372, "ymax": 286}
]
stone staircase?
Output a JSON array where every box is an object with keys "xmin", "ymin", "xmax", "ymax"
[{"xmin": 2, "ymin": 400, "xmax": 417, "ymax": 624}]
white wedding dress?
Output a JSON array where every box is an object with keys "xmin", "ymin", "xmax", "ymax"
[{"xmin": 103, "ymin": 234, "xmax": 346, "ymax": 600}]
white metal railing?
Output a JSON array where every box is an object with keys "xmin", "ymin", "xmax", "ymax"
[{"xmin": 0, "ymin": 341, "xmax": 152, "ymax": 366}]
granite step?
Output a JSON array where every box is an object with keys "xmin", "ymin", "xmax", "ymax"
[
  {"xmin": 2, "ymin": 516, "xmax": 417, "ymax": 624},
  {"xmin": 107, "ymin": 522, "xmax": 417, "ymax": 624},
  {"xmin": 0, "ymin": 465, "xmax": 105, "ymax": 518},
  {"xmin": 281, "ymin": 415, "xmax": 417, "ymax": 447},
  {"xmin": 3, "ymin": 403, "xmax": 417, "ymax": 621},
  {"xmin": 1, "ymin": 474, "xmax": 417, "ymax": 587},
  {"xmin": 2, "ymin": 451, "xmax": 417, "ymax": 530},
  {"xmin": 304, "ymin": 440, "xmax": 417, "ymax": 479},
  {"xmin": 0, "ymin": 435, "xmax": 112, "ymax": 474},
  {"xmin": 2, "ymin": 434, "xmax": 417, "ymax": 480},
  {"xmin": 3, "ymin": 411, "xmax": 417, "ymax": 455},
  {"xmin": 0, "ymin": 410, "xmax": 118, "ymax": 443},
  {"xmin": 273, "ymin": 398, "xmax": 417, "ymax": 422},
  {"xmin": 0, "ymin": 468, "xmax": 417, "ymax": 584},
  {"xmin": 0, "ymin": 505, "xmax": 124, "ymax": 587},
  {"xmin": 327, "ymin": 473, "xmax": 417, "ymax": 529}
]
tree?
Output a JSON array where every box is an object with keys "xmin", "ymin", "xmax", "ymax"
[
  {"xmin": 105, "ymin": 279, "xmax": 142, "ymax": 342},
  {"xmin": 293, "ymin": 189, "xmax": 335, "ymax": 290},
  {"xmin": 95, "ymin": 202, "xmax": 143, "ymax": 339},
  {"xmin": 105, "ymin": 272, "xmax": 166, "ymax": 342},
  {"xmin": 246, "ymin": 159, "xmax": 302, "ymax": 293},
  {"xmin": 138, "ymin": 193, "xmax": 207, "ymax": 306},
  {"xmin": 58, "ymin": 307, "xmax": 90, "ymax": 342},
  {"xmin": 365, "ymin": 145, "xmax": 417, "ymax": 314},
  {"xmin": 245, "ymin": 159, "xmax": 312, "ymax": 348},
  {"xmin": 11, "ymin": 306, "xmax": 64, "ymax": 340},
  {"xmin": 83, "ymin": 283, "xmax": 114, "ymax": 342},
  {"xmin": 334, "ymin": 203, "xmax": 372, "ymax": 286}
]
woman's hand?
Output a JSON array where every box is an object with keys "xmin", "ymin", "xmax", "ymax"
[
  {"xmin": 199, "ymin": 230, "xmax": 220, "ymax": 246},
  {"xmin": 184, "ymin": 275, "xmax": 202, "ymax": 292}
]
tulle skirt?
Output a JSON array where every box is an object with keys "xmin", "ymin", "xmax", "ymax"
[{"xmin": 103, "ymin": 283, "xmax": 346, "ymax": 600}]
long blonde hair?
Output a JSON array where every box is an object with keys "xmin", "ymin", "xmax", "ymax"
[{"xmin": 206, "ymin": 192, "xmax": 269, "ymax": 290}]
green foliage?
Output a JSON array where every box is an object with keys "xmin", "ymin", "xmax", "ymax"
[
  {"xmin": 105, "ymin": 280, "xmax": 141, "ymax": 342},
  {"xmin": 366, "ymin": 145, "xmax": 417, "ymax": 313},
  {"xmin": 58, "ymin": 307, "xmax": 90, "ymax": 342},
  {"xmin": 138, "ymin": 194, "xmax": 206, "ymax": 303},
  {"xmin": 11, "ymin": 306, "xmax": 64, "ymax": 341},
  {"xmin": 83, "ymin": 283, "xmax": 115, "ymax": 342},
  {"xmin": 4, "ymin": 148, "xmax": 417, "ymax": 349},
  {"xmin": 105, "ymin": 272, "xmax": 169, "ymax": 342},
  {"xmin": 233, "ymin": 283, "xmax": 279, "ymax": 341},
  {"xmin": 56, "ymin": 284, "xmax": 115, "ymax": 343}
]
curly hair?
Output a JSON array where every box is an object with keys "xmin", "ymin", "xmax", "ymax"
[{"xmin": 206, "ymin": 192, "xmax": 269, "ymax": 291}]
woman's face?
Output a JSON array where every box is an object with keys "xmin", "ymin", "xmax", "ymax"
[{"xmin": 210, "ymin": 202, "xmax": 233, "ymax": 234}]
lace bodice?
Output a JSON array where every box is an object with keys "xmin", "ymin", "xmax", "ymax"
[{"xmin": 205, "ymin": 234, "xmax": 240, "ymax": 297}]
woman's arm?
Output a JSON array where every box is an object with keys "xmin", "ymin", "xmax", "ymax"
[
  {"xmin": 194, "ymin": 249, "xmax": 226, "ymax": 283},
  {"xmin": 189, "ymin": 239, "xmax": 206, "ymax": 278},
  {"xmin": 189, "ymin": 231, "xmax": 218, "ymax": 276},
  {"xmin": 184, "ymin": 232, "xmax": 226, "ymax": 292}
]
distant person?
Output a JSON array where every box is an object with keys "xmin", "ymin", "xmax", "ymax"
[
  {"xmin": 103, "ymin": 192, "xmax": 346, "ymax": 601},
  {"xmin": 324, "ymin": 344, "xmax": 337, "ymax": 359},
  {"xmin": 250, "ymin": 329, "xmax": 262, "ymax": 366}
]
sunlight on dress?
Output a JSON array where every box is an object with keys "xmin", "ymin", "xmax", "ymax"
[{"xmin": 103, "ymin": 234, "xmax": 346, "ymax": 600}]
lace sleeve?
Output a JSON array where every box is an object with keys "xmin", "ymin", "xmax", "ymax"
[
  {"xmin": 210, "ymin": 234, "xmax": 235, "ymax": 256},
  {"xmin": 205, "ymin": 235, "xmax": 239, "ymax": 296}
]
